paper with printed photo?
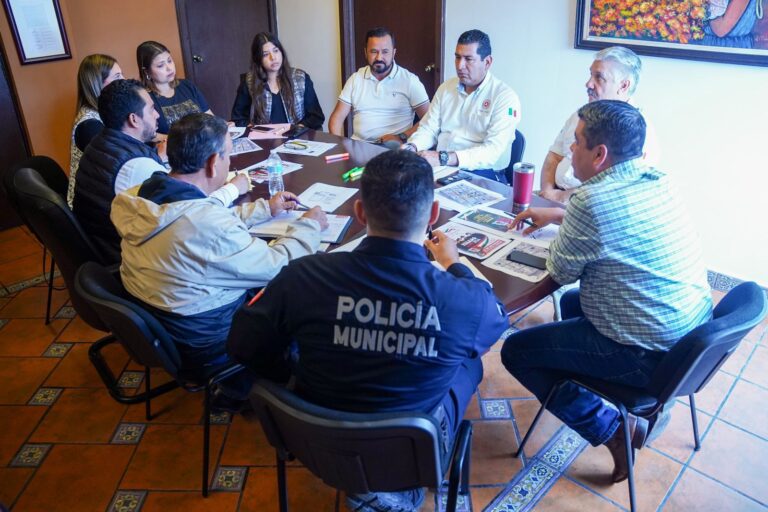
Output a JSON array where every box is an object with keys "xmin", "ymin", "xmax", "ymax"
[
  {"xmin": 230, "ymin": 137, "xmax": 262, "ymax": 155},
  {"xmin": 435, "ymin": 180, "xmax": 504, "ymax": 212},
  {"xmin": 482, "ymin": 239, "xmax": 551, "ymax": 282},
  {"xmin": 439, "ymin": 221, "xmax": 511, "ymax": 260}
]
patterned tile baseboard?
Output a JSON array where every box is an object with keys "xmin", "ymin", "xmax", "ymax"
[
  {"xmin": 484, "ymin": 426, "xmax": 588, "ymax": 512},
  {"xmin": 707, "ymin": 270, "xmax": 768, "ymax": 294}
]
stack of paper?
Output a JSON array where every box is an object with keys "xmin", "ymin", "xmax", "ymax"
[{"xmin": 249, "ymin": 210, "xmax": 352, "ymax": 244}]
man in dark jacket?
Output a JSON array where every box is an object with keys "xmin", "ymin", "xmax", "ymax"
[
  {"xmin": 229, "ymin": 150, "xmax": 509, "ymax": 512},
  {"xmin": 72, "ymin": 78, "xmax": 165, "ymax": 263}
]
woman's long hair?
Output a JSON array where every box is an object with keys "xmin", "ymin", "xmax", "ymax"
[
  {"xmin": 76, "ymin": 54, "xmax": 117, "ymax": 111},
  {"xmin": 247, "ymin": 32, "xmax": 296, "ymax": 123},
  {"xmin": 136, "ymin": 40, "xmax": 179, "ymax": 93}
]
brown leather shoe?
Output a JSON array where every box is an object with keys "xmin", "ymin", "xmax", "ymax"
[{"xmin": 603, "ymin": 414, "xmax": 649, "ymax": 483}]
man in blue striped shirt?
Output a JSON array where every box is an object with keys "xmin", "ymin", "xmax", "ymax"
[{"xmin": 502, "ymin": 100, "xmax": 712, "ymax": 483}]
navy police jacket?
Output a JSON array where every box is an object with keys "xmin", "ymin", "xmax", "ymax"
[{"xmin": 228, "ymin": 236, "xmax": 508, "ymax": 414}]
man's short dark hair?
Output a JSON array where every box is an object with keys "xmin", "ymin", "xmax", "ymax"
[
  {"xmin": 577, "ymin": 100, "xmax": 646, "ymax": 163},
  {"xmin": 361, "ymin": 150, "xmax": 433, "ymax": 235},
  {"xmin": 167, "ymin": 113, "xmax": 228, "ymax": 174},
  {"xmin": 365, "ymin": 27, "xmax": 395, "ymax": 48},
  {"xmin": 457, "ymin": 29, "xmax": 491, "ymax": 59},
  {"xmin": 98, "ymin": 79, "xmax": 146, "ymax": 130}
]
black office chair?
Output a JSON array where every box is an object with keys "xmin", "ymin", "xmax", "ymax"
[
  {"xmin": 250, "ymin": 378, "xmax": 474, "ymax": 512},
  {"xmin": 75, "ymin": 261, "xmax": 244, "ymax": 497},
  {"xmin": 503, "ymin": 129, "xmax": 527, "ymax": 184},
  {"xmin": 514, "ymin": 281, "xmax": 768, "ymax": 512},
  {"xmin": 3, "ymin": 156, "xmax": 70, "ymax": 323},
  {"xmin": 8, "ymin": 165, "xmax": 108, "ymax": 330}
]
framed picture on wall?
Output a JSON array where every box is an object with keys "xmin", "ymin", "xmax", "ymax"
[
  {"xmin": 2, "ymin": 0, "xmax": 71, "ymax": 64},
  {"xmin": 575, "ymin": 0, "xmax": 768, "ymax": 67}
]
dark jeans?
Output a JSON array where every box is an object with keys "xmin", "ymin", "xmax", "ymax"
[
  {"xmin": 432, "ymin": 357, "xmax": 483, "ymax": 457},
  {"xmin": 501, "ymin": 289, "xmax": 664, "ymax": 446},
  {"xmin": 471, "ymin": 168, "xmax": 508, "ymax": 184}
]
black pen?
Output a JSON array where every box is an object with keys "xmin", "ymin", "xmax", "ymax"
[{"xmin": 505, "ymin": 211, "xmax": 536, "ymax": 229}]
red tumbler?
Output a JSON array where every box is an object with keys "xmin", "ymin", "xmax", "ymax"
[{"xmin": 512, "ymin": 162, "xmax": 535, "ymax": 214}]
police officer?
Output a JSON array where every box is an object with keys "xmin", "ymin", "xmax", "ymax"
[{"xmin": 228, "ymin": 149, "xmax": 508, "ymax": 512}]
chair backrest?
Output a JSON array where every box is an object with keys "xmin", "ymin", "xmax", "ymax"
[
  {"xmin": 75, "ymin": 262, "xmax": 183, "ymax": 374},
  {"xmin": 10, "ymin": 166, "xmax": 107, "ymax": 329},
  {"xmin": 648, "ymin": 282, "xmax": 768, "ymax": 401},
  {"xmin": 3, "ymin": 156, "xmax": 69, "ymax": 239},
  {"xmin": 250, "ymin": 379, "xmax": 444, "ymax": 494},
  {"xmin": 504, "ymin": 129, "xmax": 526, "ymax": 184}
]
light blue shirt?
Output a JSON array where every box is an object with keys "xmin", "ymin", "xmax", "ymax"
[{"xmin": 548, "ymin": 158, "xmax": 712, "ymax": 351}]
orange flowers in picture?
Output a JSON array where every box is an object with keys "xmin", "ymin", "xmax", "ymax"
[{"xmin": 576, "ymin": 0, "xmax": 768, "ymax": 66}]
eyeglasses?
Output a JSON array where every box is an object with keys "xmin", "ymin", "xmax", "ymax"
[{"xmin": 283, "ymin": 140, "xmax": 309, "ymax": 151}]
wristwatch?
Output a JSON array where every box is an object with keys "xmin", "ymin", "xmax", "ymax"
[
  {"xmin": 439, "ymin": 151, "xmax": 449, "ymax": 166},
  {"xmin": 397, "ymin": 132, "xmax": 408, "ymax": 143}
]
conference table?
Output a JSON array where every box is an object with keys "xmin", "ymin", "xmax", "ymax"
[{"xmin": 230, "ymin": 130, "xmax": 561, "ymax": 314}]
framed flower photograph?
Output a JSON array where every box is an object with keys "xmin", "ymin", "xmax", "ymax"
[{"xmin": 575, "ymin": 0, "xmax": 768, "ymax": 67}]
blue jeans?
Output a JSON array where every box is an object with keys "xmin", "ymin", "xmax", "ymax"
[
  {"xmin": 501, "ymin": 289, "xmax": 664, "ymax": 446},
  {"xmin": 471, "ymin": 168, "xmax": 508, "ymax": 184}
]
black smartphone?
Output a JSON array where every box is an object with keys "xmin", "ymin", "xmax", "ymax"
[
  {"xmin": 506, "ymin": 250, "xmax": 548, "ymax": 270},
  {"xmin": 250, "ymin": 125, "xmax": 273, "ymax": 132},
  {"xmin": 436, "ymin": 170, "xmax": 474, "ymax": 186},
  {"xmin": 284, "ymin": 124, "xmax": 309, "ymax": 139}
]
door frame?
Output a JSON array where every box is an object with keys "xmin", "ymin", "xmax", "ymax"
[
  {"xmin": 174, "ymin": 0, "xmax": 278, "ymax": 87},
  {"xmin": 338, "ymin": 0, "xmax": 445, "ymax": 94},
  {"xmin": 0, "ymin": 34, "xmax": 31, "ymax": 158}
]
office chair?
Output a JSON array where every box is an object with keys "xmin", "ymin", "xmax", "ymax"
[
  {"xmin": 75, "ymin": 261, "xmax": 244, "ymax": 497},
  {"xmin": 514, "ymin": 281, "xmax": 768, "ymax": 512},
  {"xmin": 3, "ymin": 156, "xmax": 69, "ymax": 323},
  {"xmin": 503, "ymin": 129, "xmax": 527, "ymax": 184},
  {"xmin": 8, "ymin": 165, "xmax": 107, "ymax": 329},
  {"xmin": 250, "ymin": 378, "xmax": 474, "ymax": 512}
]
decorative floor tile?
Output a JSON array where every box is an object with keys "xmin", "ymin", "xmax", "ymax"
[
  {"xmin": 209, "ymin": 411, "xmax": 232, "ymax": 425},
  {"xmin": 539, "ymin": 428, "xmax": 587, "ymax": 471},
  {"xmin": 211, "ymin": 466, "xmax": 247, "ymax": 492},
  {"xmin": 2, "ymin": 273, "xmax": 57, "ymax": 296},
  {"xmin": 54, "ymin": 306, "xmax": 76, "ymax": 319},
  {"xmin": 11, "ymin": 444, "xmax": 51, "ymax": 467},
  {"xmin": 28, "ymin": 387, "xmax": 62, "ymax": 406},
  {"xmin": 482, "ymin": 399, "xmax": 512, "ymax": 419},
  {"xmin": 107, "ymin": 490, "xmax": 147, "ymax": 512},
  {"xmin": 435, "ymin": 492, "xmax": 471, "ymax": 512},
  {"xmin": 487, "ymin": 462, "xmax": 557, "ymax": 512},
  {"xmin": 118, "ymin": 371, "xmax": 145, "ymax": 389},
  {"xmin": 42, "ymin": 342, "xmax": 73, "ymax": 358},
  {"xmin": 111, "ymin": 423, "xmax": 147, "ymax": 445}
]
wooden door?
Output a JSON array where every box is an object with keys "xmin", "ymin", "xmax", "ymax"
[
  {"xmin": 175, "ymin": 0, "xmax": 276, "ymax": 120},
  {"xmin": 340, "ymin": 0, "xmax": 444, "ymax": 99},
  {"xmin": 0, "ymin": 42, "xmax": 30, "ymax": 230}
]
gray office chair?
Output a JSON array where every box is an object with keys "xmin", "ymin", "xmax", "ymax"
[{"xmin": 250, "ymin": 378, "xmax": 473, "ymax": 512}]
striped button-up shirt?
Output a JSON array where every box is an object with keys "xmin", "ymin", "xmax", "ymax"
[{"xmin": 547, "ymin": 158, "xmax": 712, "ymax": 351}]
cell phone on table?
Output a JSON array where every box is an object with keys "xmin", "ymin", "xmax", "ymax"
[
  {"xmin": 250, "ymin": 125, "xmax": 273, "ymax": 132},
  {"xmin": 284, "ymin": 124, "xmax": 309, "ymax": 139},
  {"xmin": 436, "ymin": 170, "xmax": 474, "ymax": 186},
  {"xmin": 506, "ymin": 250, "xmax": 547, "ymax": 270}
]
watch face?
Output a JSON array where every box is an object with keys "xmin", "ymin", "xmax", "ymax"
[
  {"xmin": 398, "ymin": 133, "xmax": 408, "ymax": 142},
  {"xmin": 439, "ymin": 151, "xmax": 448, "ymax": 166}
]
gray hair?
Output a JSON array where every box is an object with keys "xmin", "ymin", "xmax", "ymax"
[{"xmin": 594, "ymin": 46, "xmax": 642, "ymax": 95}]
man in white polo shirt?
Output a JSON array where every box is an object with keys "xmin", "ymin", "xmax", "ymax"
[
  {"xmin": 539, "ymin": 46, "xmax": 659, "ymax": 203},
  {"xmin": 404, "ymin": 29, "xmax": 521, "ymax": 182},
  {"xmin": 329, "ymin": 27, "xmax": 430, "ymax": 145}
]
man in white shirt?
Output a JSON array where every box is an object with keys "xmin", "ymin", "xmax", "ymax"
[
  {"xmin": 539, "ymin": 46, "xmax": 659, "ymax": 203},
  {"xmin": 328, "ymin": 27, "xmax": 430, "ymax": 145},
  {"xmin": 404, "ymin": 29, "xmax": 521, "ymax": 182}
]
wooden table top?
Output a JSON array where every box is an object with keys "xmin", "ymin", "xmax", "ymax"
[{"xmin": 231, "ymin": 130, "xmax": 561, "ymax": 314}]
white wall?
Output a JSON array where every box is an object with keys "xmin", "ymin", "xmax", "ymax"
[
  {"xmin": 276, "ymin": 0, "xmax": 768, "ymax": 286},
  {"xmin": 275, "ymin": 0, "xmax": 342, "ymax": 130}
]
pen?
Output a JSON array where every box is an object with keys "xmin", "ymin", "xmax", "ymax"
[
  {"xmin": 342, "ymin": 167, "xmax": 364, "ymax": 180},
  {"xmin": 294, "ymin": 199, "xmax": 310, "ymax": 211},
  {"xmin": 325, "ymin": 152, "xmax": 350, "ymax": 162},
  {"xmin": 247, "ymin": 288, "xmax": 265, "ymax": 306}
]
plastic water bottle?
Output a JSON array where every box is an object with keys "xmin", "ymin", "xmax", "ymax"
[{"xmin": 267, "ymin": 150, "xmax": 284, "ymax": 197}]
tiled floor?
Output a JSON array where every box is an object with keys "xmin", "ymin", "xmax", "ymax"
[{"xmin": 0, "ymin": 225, "xmax": 766, "ymax": 511}]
